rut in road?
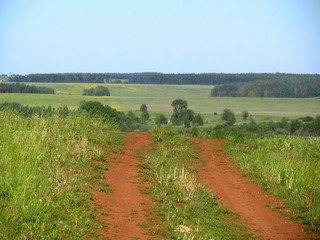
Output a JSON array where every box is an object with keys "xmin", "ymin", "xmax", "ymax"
[
  {"xmin": 91, "ymin": 132, "xmax": 316, "ymax": 240},
  {"xmin": 91, "ymin": 132, "xmax": 161, "ymax": 240},
  {"xmin": 193, "ymin": 137, "xmax": 315, "ymax": 240}
]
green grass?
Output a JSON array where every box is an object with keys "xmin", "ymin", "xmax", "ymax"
[
  {"xmin": 0, "ymin": 110, "xmax": 123, "ymax": 239},
  {"xmin": 1, "ymin": 83, "xmax": 319, "ymax": 127},
  {"xmin": 224, "ymin": 136, "xmax": 320, "ymax": 231},
  {"xmin": 138, "ymin": 126, "xmax": 253, "ymax": 239}
]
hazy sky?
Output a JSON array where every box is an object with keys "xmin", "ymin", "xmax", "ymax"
[{"xmin": 0, "ymin": 0, "xmax": 319, "ymax": 74}]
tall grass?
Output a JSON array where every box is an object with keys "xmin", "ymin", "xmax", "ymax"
[
  {"xmin": 0, "ymin": 110, "xmax": 123, "ymax": 239},
  {"xmin": 139, "ymin": 126, "xmax": 252, "ymax": 239},
  {"xmin": 225, "ymin": 136, "xmax": 320, "ymax": 231}
]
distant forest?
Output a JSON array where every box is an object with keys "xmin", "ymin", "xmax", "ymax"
[
  {"xmin": 9, "ymin": 72, "xmax": 320, "ymax": 85},
  {"xmin": 211, "ymin": 78, "xmax": 320, "ymax": 98},
  {"xmin": 0, "ymin": 82, "xmax": 55, "ymax": 94}
]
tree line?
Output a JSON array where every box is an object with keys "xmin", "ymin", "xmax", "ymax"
[
  {"xmin": 1, "ymin": 100, "xmax": 319, "ymax": 137},
  {"xmin": 211, "ymin": 78, "xmax": 320, "ymax": 97},
  {"xmin": 9, "ymin": 72, "xmax": 320, "ymax": 85},
  {"xmin": 0, "ymin": 82, "xmax": 55, "ymax": 94},
  {"xmin": 211, "ymin": 115, "xmax": 320, "ymax": 139}
]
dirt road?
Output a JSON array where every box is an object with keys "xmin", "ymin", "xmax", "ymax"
[
  {"xmin": 92, "ymin": 132, "xmax": 314, "ymax": 239},
  {"xmin": 91, "ymin": 132, "xmax": 160, "ymax": 240},
  {"xmin": 193, "ymin": 137, "xmax": 313, "ymax": 240}
]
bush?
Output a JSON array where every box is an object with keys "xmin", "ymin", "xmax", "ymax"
[
  {"xmin": 155, "ymin": 114, "xmax": 168, "ymax": 125},
  {"xmin": 193, "ymin": 114, "xmax": 204, "ymax": 126},
  {"xmin": 242, "ymin": 110, "xmax": 249, "ymax": 120},
  {"xmin": 83, "ymin": 86, "xmax": 110, "ymax": 96},
  {"xmin": 79, "ymin": 101, "xmax": 118, "ymax": 122},
  {"xmin": 222, "ymin": 109, "xmax": 236, "ymax": 126}
]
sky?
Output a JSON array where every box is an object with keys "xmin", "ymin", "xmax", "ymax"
[{"xmin": 0, "ymin": 0, "xmax": 319, "ymax": 74}]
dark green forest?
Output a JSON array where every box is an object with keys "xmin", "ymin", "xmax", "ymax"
[
  {"xmin": 211, "ymin": 78, "xmax": 320, "ymax": 97},
  {"xmin": 8, "ymin": 72, "xmax": 320, "ymax": 85},
  {"xmin": 0, "ymin": 82, "xmax": 55, "ymax": 94}
]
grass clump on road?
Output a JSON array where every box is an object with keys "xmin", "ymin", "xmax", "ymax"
[
  {"xmin": 225, "ymin": 135, "xmax": 320, "ymax": 231},
  {"xmin": 139, "ymin": 126, "xmax": 252, "ymax": 239},
  {"xmin": 0, "ymin": 110, "xmax": 122, "ymax": 239}
]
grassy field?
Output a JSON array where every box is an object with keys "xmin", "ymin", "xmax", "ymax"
[
  {"xmin": 0, "ymin": 83, "xmax": 319, "ymax": 124},
  {"xmin": 0, "ymin": 110, "xmax": 123, "ymax": 239}
]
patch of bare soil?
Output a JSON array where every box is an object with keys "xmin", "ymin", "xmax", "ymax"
[
  {"xmin": 91, "ymin": 132, "xmax": 162, "ymax": 240},
  {"xmin": 193, "ymin": 137, "xmax": 316, "ymax": 240}
]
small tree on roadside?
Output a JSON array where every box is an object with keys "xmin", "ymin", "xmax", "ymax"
[
  {"xmin": 170, "ymin": 99, "xmax": 197, "ymax": 128},
  {"xmin": 140, "ymin": 104, "xmax": 149, "ymax": 123},
  {"xmin": 290, "ymin": 119, "xmax": 302, "ymax": 135},
  {"xmin": 155, "ymin": 114, "xmax": 168, "ymax": 125},
  {"xmin": 222, "ymin": 109, "xmax": 236, "ymax": 126},
  {"xmin": 193, "ymin": 114, "xmax": 204, "ymax": 126},
  {"xmin": 183, "ymin": 109, "xmax": 194, "ymax": 128},
  {"xmin": 171, "ymin": 99, "xmax": 188, "ymax": 125},
  {"xmin": 242, "ymin": 110, "xmax": 249, "ymax": 120}
]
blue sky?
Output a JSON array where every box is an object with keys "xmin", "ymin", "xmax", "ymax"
[{"xmin": 0, "ymin": 0, "xmax": 319, "ymax": 74}]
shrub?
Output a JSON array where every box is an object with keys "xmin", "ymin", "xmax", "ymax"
[
  {"xmin": 222, "ymin": 109, "xmax": 236, "ymax": 126},
  {"xmin": 155, "ymin": 114, "xmax": 168, "ymax": 125},
  {"xmin": 83, "ymin": 86, "xmax": 110, "ymax": 96}
]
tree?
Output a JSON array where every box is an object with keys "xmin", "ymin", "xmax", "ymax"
[
  {"xmin": 183, "ymin": 109, "xmax": 194, "ymax": 128},
  {"xmin": 125, "ymin": 111, "xmax": 140, "ymax": 129},
  {"xmin": 242, "ymin": 110, "xmax": 249, "ymax": 120},
  {"xmin": 0, "ymin": 82, "xmax": 54, "ymax": 94},
  {"xmin": 312, "ymin": 115, "xmax": 320, "ymax": 135},
  {"xmin": 79, "ymin": 101, "xmax": 118, "ymax": 122},
  {"xmin": 290, "ymin": 119, "xmax": 302, "ymax": 135},
  {"xmin": 222, "ymin": 109, "xmax": 236, "ymax": 126},
  {"xmin": 57, "ymin": 105, "xmax": 69, "ymax": 117},
  {"xmin": 193, "ymin": 114, "xmax": 204, "ymax": 126},
  {"xmin": 171, "ymin": 99, "xmax": 188, "ymax": 125},
  {"xmin": 140, "ymin": 104, "xmax": 149, "ymax": 123},
  {"xmin": 155, "ymin": 114, "xmax": 168, "ymax": 125},
  {"xmin": 170, "ymin": 99, "xmax": 197, "ymax": 128}
]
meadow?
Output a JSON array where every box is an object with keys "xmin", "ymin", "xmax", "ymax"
[
  {"xmin": 1, "ymin": 82, "xmax": 319, "ymax": 238},
  {"xmin": 0, "ymin": 83, "xmax": 319, "ymax": 126}
]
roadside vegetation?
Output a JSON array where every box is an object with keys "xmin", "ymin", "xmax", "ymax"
[
  {"xmin": 223, "ymin": 135, "xmax": 320, "ymax": 232},
  {"xmin": 0, "ymin": 107, "xmax": 123, "ymax": 239}
]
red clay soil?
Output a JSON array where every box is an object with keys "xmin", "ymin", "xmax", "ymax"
[
  {"xmin": 91, "ymin": 132, "xmax": 161, "ymax": 240},
  {"xmin": 193, "ymin": 137, "xmax": 316, "ymax": 240}
]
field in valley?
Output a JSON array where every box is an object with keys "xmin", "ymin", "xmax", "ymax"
[
  {"xmin": 0, "ymin": 83, "xmax": 319, "ymax": 126},
  {"xmin": 1, "ymin": 82, "xmax": 319, "ymax": 239}
]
